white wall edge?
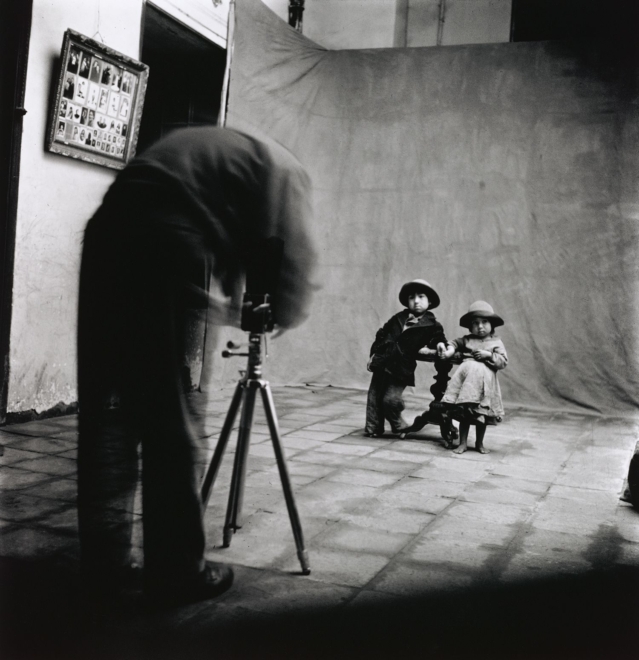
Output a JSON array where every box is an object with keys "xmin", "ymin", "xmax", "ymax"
[{"xmin": 147, "ymin": 0, "xmax": 228, "ymax": 48}]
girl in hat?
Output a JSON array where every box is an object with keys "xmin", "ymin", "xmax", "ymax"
[{"xmin": 438, "ymin": 301, "xmax": 508, "ymax": 454}]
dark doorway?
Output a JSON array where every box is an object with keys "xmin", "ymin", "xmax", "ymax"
[
  {"xmin": 138, "ymin": 4, "xmax": 227, "ymax": 152},
  {"xmin": 138, "ymin": 5, "xmax": 227, "ymax": 390},
  {"xmin": 510, "ymin": 0, "xmax": 638, "ymax": 42},
  {"xmin": 0, "ymin": 0, "xmax": 33, "ymax": 423}
]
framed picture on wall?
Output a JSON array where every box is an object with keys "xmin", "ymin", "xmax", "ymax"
[{"xmin": 47, "ymin": 29, "xmax": 149, "ymax": 170}]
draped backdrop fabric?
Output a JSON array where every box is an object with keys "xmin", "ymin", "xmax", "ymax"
[{"xmin": 217, "ymin": 0, "xmax": 639, "ymax": 415}]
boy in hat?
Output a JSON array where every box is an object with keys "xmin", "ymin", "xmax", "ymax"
[{"xmin": 365, "ymin": 280, "xmax": 448, "ymax": 437}]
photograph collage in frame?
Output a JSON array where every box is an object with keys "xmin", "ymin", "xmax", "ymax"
[{"xmin": 48, "ymin": 29, "xmax": 149, "ymax": 170}]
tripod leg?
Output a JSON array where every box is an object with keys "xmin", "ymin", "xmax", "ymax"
[
  {"xmin": 223, "ymin": 381, "xmax": 258, "ymax": 547},
  {"xmin": 201, "ymin": 382, "xmax": 244, "ymax": 507},
  {"xmin": 260, "ymin": 383, "xmax": 311, "ymax": 575}
]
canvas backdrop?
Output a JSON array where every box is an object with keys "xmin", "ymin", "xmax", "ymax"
[{"xmin": 209, "ymin": 0, "xmax": 639, "ymax": 416}]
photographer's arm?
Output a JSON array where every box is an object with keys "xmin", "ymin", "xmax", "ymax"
[{"xmin": 264, "ymin": 162, "xmax": 318, "ymax": 332}]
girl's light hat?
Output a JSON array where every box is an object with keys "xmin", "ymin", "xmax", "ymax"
[
  {"xmin": 459, "ymin": 301, "xmax": 504, "ymax": 329},
  {"xmin": 399, "ymin": 279, "xmax": 440, "ymax": 309}
]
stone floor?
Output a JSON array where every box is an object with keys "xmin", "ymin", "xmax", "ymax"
[{"xmin": 1, "ymin": 385, "xmax": 639, "ymax": 659}]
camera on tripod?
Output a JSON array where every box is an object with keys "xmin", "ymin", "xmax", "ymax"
[
  {"xmin": 241, "ymin": 293, "xmax": 274, "ymax": 334},
  {"xmin": 201, "ymin": 239, "xmax": 311, "ymax": 573},
  {"xmin": 240, "ymin": 236, "xmax": 283, "ymax": 335}
]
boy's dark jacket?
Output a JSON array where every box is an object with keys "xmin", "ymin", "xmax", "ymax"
[{"xmin": 369, "ymin": 310, "xmax": 447, "ymax": 386}]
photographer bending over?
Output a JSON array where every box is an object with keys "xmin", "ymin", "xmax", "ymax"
[{"xmin": 77, "ymin": 127, "xmax": 316, "ymax": 605}]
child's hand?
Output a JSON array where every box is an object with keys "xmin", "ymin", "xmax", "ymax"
[
  {"xmin": 472, "ymin": 349, "xmax": 492, "ymax": 361},
  {"xmin": 437, "ymin": 343, "xmax": 455, "ymax": 359}
]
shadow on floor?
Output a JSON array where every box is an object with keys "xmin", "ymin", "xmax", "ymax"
[{"xmin": 2, "ymin": 556, "xmax": 638, "ymax": 660}]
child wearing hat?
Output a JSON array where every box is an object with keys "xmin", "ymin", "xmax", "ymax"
[
  {"xmin": 365, "ymin": 280, "xmax": 448, "ymax": 437},
  {"xmin": 438, "ymin": 301, "xmax": 508, "ymax": 454}
]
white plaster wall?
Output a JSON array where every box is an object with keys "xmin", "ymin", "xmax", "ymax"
[
  {"xmin": 304, "ymin": 0, "xmax": 397, "ymax": 49},
  {"xmin": 442, "ymin": 0, "xmax": 511, "ymax": 45},
  {"xmin": 260, "ymin": 0, "xmax": 399, "ymax": 48},
  {"xmin": 8, "ymin": 0, "xmax": 144, "ymax": 412},
  {"xmin": 404, "ymin": 0, "xmax": 441, "ymax": 47},
  {"xmin": 406, "ymin": 0, "xmax": 511, "ymax": 47},
  {"xmin": 260, "ymin": 0, "xmax": 289, "ymax": 23},
  {"xmin": 261, "ymin": 0, "xmax": 510, "ymax": 49}
]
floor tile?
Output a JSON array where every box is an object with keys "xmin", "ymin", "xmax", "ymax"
[
  {"xmin": 0, "ymin": 524, "xmax": 78, "ymax": 559},
  {"xmin": 279, "ymin": 547, "xmax": 389, "ymax": 588},
  {"xmin": 371, "ymin": 561, "xmax": 474, "ymax": 596},
  {"xmin": 293, "ymin": 450, "xmax": 359, "ymax": 467},
  {"xmin": 326, "ymin": 467, "xmax": 403, "ymax": 488},
  {"xmin": 286, "ymin": 430, "xmax": 352, "ymax": 442},
  {"xmin": 219, "ymin": 570, "xmax": 356, "ymax": 615},
  {"xmin": 410, "ymin": 465, "xmax": 488, "ymax": 484},
  {"xmin": 274, "ymin": 462, "xmax": 337, "ymax": 479},
  {"xmin": 376, "ymin": 488, "xmax": 456, "ymax": 515},
  {"xmin": 341, "ymin": 503, "xmax": 436, "ymax": 534},
  {"xmin": 313, "ymin": 442, "xmax": 377, "ymax": 457},
  {"xmin": 19, "ymin": 477, "xmax": 78, "ymax": 502},
  {"xmin": 351, "ymin": 456, "xmax": 420, "ymax": 474},
  {"xmin": 444, "ymin": 500, "xmax": 532, "ymax": 526},
  {"xmin": 0, "ymin": 436, "xmax": 76, "ymax": 454},
  {"xmin": 12, "ymin": 455, "xmax": 77, "ymax": 477},
  {"xmin": 384, "ymin": 477, "xmax": 468, "ymax": 500},
  {"xmin": 424, "ymin": 514, "xmax": 517, "ymax": 540},
  {"xmin": 0, "ymin": 466, "xmax": 55, "ymax": 490},
  {"xmin": 499, "ymin": 551, "xmax": 593, "ymax": 581},
  {"xmin": 315, "ymin": 522, "xmax": 414, "ymax": 556},
  {"xmin": 530, "ymin": 496, "xmax": 618, "ymax": 536},
  {"xmin": 0, "ymin": 446, "xmax": 42, "ymax": 466},
  {"xmin": 368, "ymin": 449, "xmax": 431, "ymax": 464},
  {"xmin": 406, "ymin": 537, "xmax": 501, "ymax": 569},
  {"xmin": 0, "ymin": 491, "xmax": 69, "ymax": 522},
  {"xmin": 459, "ymin": 483, "xmax": 541, "ymax": 507}
]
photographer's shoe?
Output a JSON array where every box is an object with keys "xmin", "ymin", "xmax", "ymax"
[
  {"xmin": 145, "ymin": 561, "xmax": 234, "ymax": 607},
  {"xmin": 81, "ymin": 563, "xmax": 143, "ymax": 601}
]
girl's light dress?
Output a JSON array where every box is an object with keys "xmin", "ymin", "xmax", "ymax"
[{"xmin": 441, "ymin": 335, "xmax": 508, "ymax": 425}]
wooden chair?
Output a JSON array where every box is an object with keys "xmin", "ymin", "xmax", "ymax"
[{"xmin": 399, "ymin": 353, "xmax": 461, "ymax": 443}]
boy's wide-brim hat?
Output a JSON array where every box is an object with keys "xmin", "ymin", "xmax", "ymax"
[
  {"xmin": 398, "ymin": 279, "xmax": 440, "ymax": 309},
  {"xmin": 459, "ymin": 300, "xmax": 504, "ymax": 329}
]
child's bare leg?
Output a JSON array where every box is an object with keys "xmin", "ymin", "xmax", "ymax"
[
  {"xmin": 453, "ymin": 421, "xmax": 470, "ymax": 454},
  {"xmin": 475, "ymin": 423, "xmax": 489, "ymax": 454}
]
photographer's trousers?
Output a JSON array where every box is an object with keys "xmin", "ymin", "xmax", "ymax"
[{"xmin": 77, "ymin": 182, "xmax": 211, "ymax": 586}]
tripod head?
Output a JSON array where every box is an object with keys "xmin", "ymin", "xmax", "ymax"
[
  {"xmin": 240, "ymin": 293, "xmax": 274, "ymax": 334},
  {"xmin": 222, "ymin": 293, "xmax": 274, "ymax": 379}
]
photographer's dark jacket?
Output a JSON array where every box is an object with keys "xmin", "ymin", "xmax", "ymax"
[
  {"xmin": 109, "ymin": 126, "xmax": 317, "ymax": 329},
  {"xmin": 369, "ymin": 310, "xmax": 447, "ymax": 386}
]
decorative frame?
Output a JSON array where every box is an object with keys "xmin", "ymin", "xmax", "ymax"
[{"xmin": 47, "ymin": 29, "xmax": 149, "ymax": 170}]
